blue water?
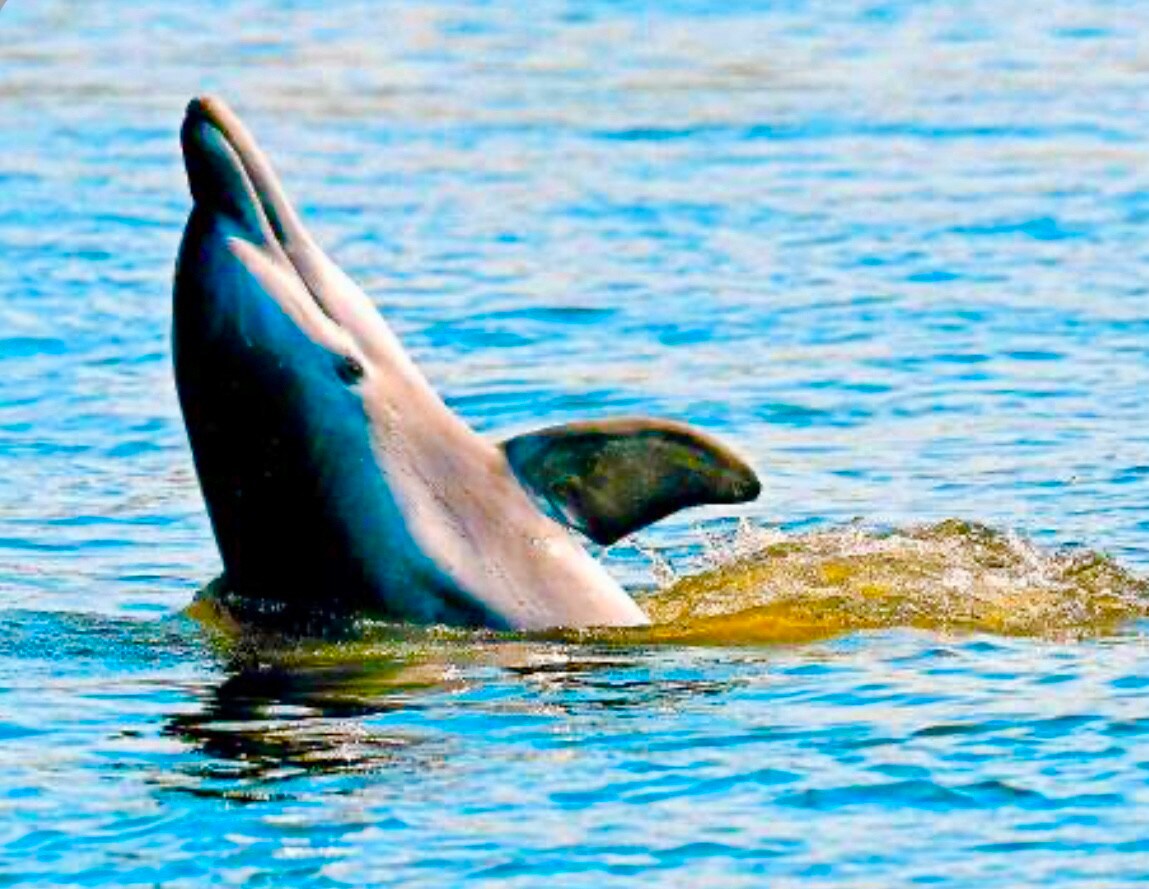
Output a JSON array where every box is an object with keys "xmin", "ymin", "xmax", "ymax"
[{"xmin": 5, "ymin": 0, "xmax": 1149, "ymax": 884}]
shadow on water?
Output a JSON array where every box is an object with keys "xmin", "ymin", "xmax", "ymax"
[
  {"xmin": 155, "ymin": 611, "xmax": 776, "ymax": 801},
  {"xmin": 161, "ymin": 657, "xmax": 447, "ymax": 795},
  {"xmin": 159, "ymin": 630, "xmax": 697, "ymax": 798}
]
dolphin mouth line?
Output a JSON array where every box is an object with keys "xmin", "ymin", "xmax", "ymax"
[
  {"xmin": 183, "ymin": 96, "xmax": 339, "ymax": 324},
  {"xmin": 183, "ymin": 97, "xmax": 291, "ymax": 245},
  {"xmin": 184, "ymin": 96, "xmax": 289, "ymax": 246}
]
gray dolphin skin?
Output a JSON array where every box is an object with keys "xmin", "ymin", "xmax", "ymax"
[{"xmin": 174, "ymin": 96, "xmax": 761, "ymax": 632}]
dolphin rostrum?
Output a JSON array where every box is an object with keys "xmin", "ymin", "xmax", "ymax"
[{"xmin": 174, "ymin": 96, "xmax": 761, "ymax": 631}]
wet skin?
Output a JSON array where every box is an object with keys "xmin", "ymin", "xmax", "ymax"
[{"xmin": 174, "ymin": 96, "xmax": 760, "ymax": 631}]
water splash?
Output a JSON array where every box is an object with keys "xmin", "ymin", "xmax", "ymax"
[
  {"xmin": 634, "ymin": 519, "xmax": 1149, "ymax": 644},
  {"xmin": 188, "ymin": 519, "xmax": 1149, "ymax": 663}
]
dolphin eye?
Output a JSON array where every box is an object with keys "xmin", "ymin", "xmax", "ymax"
[{"xmin": 336, "ymin": 355, "xmax": 364, "ymax": 384}]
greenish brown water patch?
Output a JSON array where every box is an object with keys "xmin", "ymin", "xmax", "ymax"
[{"xmin": 631, "ymin": 520, "xmax": 1149, "ymax": 644}]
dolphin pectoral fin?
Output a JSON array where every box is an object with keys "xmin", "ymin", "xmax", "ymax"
[{"xmin": 501, "ymin": 417, "xmax": 761, "ymax": 545}]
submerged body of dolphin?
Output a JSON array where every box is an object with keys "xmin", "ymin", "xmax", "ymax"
[{"xmin": 174, "ymin": 96, "xmax": 760, "ymax": 631}]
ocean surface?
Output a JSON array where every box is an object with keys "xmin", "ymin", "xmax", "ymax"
[{"xmin": 5, "ymin": 0, "xmax": 1149, "ymax": 885}]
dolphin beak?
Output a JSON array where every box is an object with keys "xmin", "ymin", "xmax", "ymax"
[
  {"xmin": 182, "ymin": 98, "xmax": 267, "ymax": 244},
  {"xmin": 181, "ymin": 96, "xmax": 310, "ymax": 256},
  {"xmin": 180, "ymin": 96, "xmax": 351, "ymax": 330}
]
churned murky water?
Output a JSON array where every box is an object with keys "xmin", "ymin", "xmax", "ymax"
[{"xmin": 5, "ymin": 0, "xmax": 1149, "ymax": 884}]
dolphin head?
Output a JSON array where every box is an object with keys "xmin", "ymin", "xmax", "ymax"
[
  {"xmin": 174, "ymin": 97, "xmax": 495, "ymax": 625},
  {"xmin": 178, "ymin": 96, "xmax": 394, "ymax": 386}
]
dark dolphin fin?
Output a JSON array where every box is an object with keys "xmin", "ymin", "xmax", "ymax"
[{"xmin": 502, "ymin": 417, "xmax": 761, "ymax": 546}]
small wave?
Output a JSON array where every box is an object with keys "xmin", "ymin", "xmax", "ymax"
[{"xmin": 631, "ymin": 520, "xmax": 1149, "ymax": 644}]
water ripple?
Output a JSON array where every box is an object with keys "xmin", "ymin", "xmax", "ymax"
[{"xmin": 7, "ymin": 0, "xmax": 1149, "ymax": 885}]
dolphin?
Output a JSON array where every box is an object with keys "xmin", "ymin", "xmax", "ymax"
[{"xmin": 174, "ymin": 96, "xmax": 760, "ymax": 632}]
